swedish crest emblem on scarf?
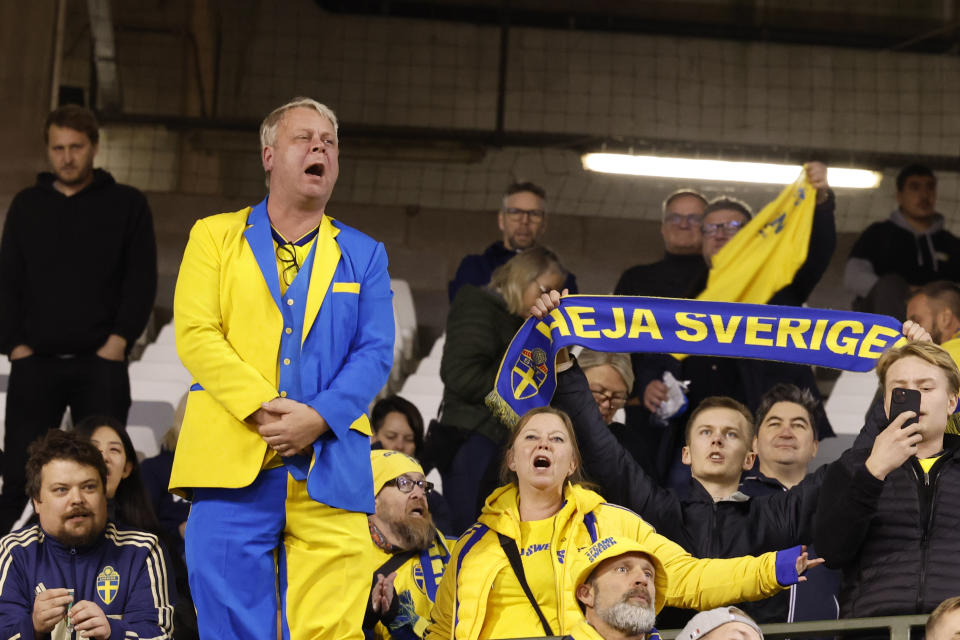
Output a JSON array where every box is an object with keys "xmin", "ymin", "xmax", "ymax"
[{"xmin": 511, "ymin": 347, "xmax": 548, "ymax": 400}]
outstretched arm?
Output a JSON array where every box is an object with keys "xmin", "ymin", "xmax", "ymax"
[{"xmin": 553, "ymin": 362, "xmax": 687, "ymax": 538}]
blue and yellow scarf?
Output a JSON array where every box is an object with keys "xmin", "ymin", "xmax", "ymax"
[{"xmin": 487, "ymin": 295, "xmax": 904, "ymax": 426}]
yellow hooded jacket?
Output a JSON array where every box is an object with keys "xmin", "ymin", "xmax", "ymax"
[{"xmin": 425, "ymin": 483, "xmax": 784, "ymax": 640}]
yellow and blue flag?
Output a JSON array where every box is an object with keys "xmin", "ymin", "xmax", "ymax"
[{"xmin": 699, "ymin": 171, "xmax": 815, "ymax": 304}]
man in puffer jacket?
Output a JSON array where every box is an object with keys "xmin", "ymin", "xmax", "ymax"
[{"xmin": 815, "ymin": 341, "xmax": 960, "ymax": 617}]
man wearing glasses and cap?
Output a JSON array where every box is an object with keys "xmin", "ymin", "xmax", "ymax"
[
  {"xmin": 365, "ymin": 450, "xmax": 453, "ymax": 640},
  {"xmin": 448, "ymin": 181, "xmax": 577, "ymax": 301}
]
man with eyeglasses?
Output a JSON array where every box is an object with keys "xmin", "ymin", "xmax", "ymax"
[
  {"xmin": 170, "ymin": 97, "xmax": 394, "ymax": 639},
  {"xmin": 693, "ymin": 162, "xmax": 835, "ymax": 305},
  {"xmin": 614, "ymin": 189, "xmax": 709, "ymax": 450},
  {"xmin": 448, "ymin": 181, "xmax": 577, "ymax": 301},
  {"xmin": 615, "ymin": 189, "xmax": 709, "ymax": 300},
  {"xmin": 365, "ymin": 449, "xmax": 453, "ymax": 640},
  {"xmin": 636, "ymin": 163, "xmax": 836, "ymax": 492}
]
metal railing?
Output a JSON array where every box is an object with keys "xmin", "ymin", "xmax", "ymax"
[
  {"xmin": 498, "ymin": 614, "xmax": 931, "ymax": 640},
  {"xmin": 661, "ymin": 614, "xmax": 930, "ymax": 640}
]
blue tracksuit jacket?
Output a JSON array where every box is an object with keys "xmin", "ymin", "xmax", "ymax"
[{"xmin": 0, "ymin": 522, "xmax": 174, "ymax": 639}]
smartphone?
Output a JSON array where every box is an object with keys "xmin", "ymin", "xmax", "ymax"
[{"xmin": 890, "ymin": 387, "xmax": 921, "ymax": 429}]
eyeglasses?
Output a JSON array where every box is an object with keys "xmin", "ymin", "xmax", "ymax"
[
  {"xmin": 701, "ymin": 220, "xmax": 746, "ymax": 237},
  {"xmin": 664, "ymin": 213, "xmax": 703, "ymax": 227},
  {"xmin": 503, "ymin": 207, "xmax": 545, "ymax": 221},
  {"xmin": 385, "ymin": 475, "xmax": 434, "ymax": 495},
  {"xmin": 276, "ymin": 243, "xmax": 300, "ymax": 286},
  {"xmin": 590, "ymin": 386, "xmax": 628, "ymax": 409}
]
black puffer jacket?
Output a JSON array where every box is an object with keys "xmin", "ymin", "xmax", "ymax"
[{"xmin": 814, "ymin": 435, "xmax": 960, "ymax": 617}]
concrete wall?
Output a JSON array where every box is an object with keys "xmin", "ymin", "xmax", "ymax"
[
  {"xmin": 0, "ymin": 2, "xmax": 56, "ymax": 211},
  {"xmin": 2, "ymin": 0, "xmax": 954, "ymax": 352}
]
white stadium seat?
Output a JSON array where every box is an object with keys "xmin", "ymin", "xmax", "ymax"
[
  {"xmin": 129, "ymin": 361, "xmax": 192, "ymax": 386},
  {"xmin": 127, "ymin": 425, "xmax": 161, "ymax": 460},
  {"xmin": 400, "ymin": 374, "xmax": 444, "ymax": 396},
  {"xmin": 400, "ymin": 391, "xmax": 443, "ymax": 424},
  {"xmin": 824, "ymin": 370, "xmax": 879, "ymax": 435}
]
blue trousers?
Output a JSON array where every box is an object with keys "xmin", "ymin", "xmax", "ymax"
[{"xmin": 185, "ymin": 467, "xmax": 369, "ymax": 640}]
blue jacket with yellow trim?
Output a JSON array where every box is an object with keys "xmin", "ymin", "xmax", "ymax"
[
  {"xmin": 170, "ymin": 199, "xmax": 394, "ymax": 513},
  {"xmin": 0, "ymin": 522, "xmax": 174, "ymax": 640}
]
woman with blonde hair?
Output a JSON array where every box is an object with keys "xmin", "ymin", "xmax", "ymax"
[
  {"xmin": 426, "ymin": 406, "xmax": 819, "ymax": 640},
  {"xmin": 437, "ymin": 246, "xmax": 567, "ymax": 533}
]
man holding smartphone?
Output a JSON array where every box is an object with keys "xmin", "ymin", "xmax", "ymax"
[{"xmin": 814, "ymin": 341, "xmax": 960, "ymax": 617}]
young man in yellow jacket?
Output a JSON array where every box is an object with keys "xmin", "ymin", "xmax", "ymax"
[{"xmin": 170, "ymin": 97, "xmax": 394, "ymax": 640}]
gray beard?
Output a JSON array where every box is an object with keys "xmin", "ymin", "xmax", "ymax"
[{"xmin": 598, "ymin": 601, "xmax": 657, "ymax": 636}]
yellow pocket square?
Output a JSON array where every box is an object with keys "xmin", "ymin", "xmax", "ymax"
[{"xmin": 332, "ymin": 282, "xmax": 361, "ymax": 293}]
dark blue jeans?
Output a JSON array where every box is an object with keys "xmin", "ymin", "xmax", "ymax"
[{"xmin": 440, "ymin": 431, "xmax": 500, "ymax": 536}]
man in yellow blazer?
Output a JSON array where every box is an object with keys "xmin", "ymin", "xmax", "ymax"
[{"xmin": 170, "ymin": 97, "xmax": 394, "ymax": 640}]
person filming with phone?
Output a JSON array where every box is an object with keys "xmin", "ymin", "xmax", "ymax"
[{"xmin": 814, "ymin": 341, "xmax": 960, "ymax": 617}]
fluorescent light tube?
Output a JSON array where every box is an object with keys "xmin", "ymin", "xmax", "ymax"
[{"xmin": 581, "ymin": 153, "xmax": 881, "ymax": 189}]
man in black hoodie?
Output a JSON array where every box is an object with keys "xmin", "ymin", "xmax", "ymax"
[
  {"xmin": 550, "ymin": 356, "xmax": 832, "ymax": 628},
  {"xmin": 845, "ymin": 164, "xmax": 960, "ymax": 320},
  {"xmin": 0, "ymin": 104, "xmax": 157, "ymax": 532}
]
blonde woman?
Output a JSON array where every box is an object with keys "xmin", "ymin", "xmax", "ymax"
[
  {"xmin": 426, "ymin": 406, "xmax": 819, "ymax": 640},
  {"xmin": 437, "ymin": 247, "xmax": 567, "ymax": 533}
]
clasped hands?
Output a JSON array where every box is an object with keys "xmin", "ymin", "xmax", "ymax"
[{"xmin": 253, "ymin": 398, "xmax": 329, "ymax": 457}]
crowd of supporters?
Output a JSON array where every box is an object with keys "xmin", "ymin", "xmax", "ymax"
[{"xmin": 1, "ymin": 99, "xmax": 960, "ymax": 640}]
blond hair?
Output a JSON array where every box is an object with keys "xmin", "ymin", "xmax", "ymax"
[
  {"xmin": 499, "ymin": 406, "xmax": 585, "ymax": 486},
  {"xmin": 927, "ymin": 596, "xmax": 960, "ymax": 638},
  {"xmin": 259, "ymin": 97, "xmax": 339, "ymax": 188},
  {"xmin": 259, "ymin": 97, "xmax": 338, "ymax": 149},
  {"xmin": 576, "ymin": 349, "xmax": 634, "ymax": 392},
  {"xmin": 876, "ymin": 341, "xmax": 960, "ymax": 395},
  {"xmin": 489, "ymin": 246, "xmax": 566, "ymax": 316}
]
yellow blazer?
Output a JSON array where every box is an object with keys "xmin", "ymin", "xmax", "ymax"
[{"xmin": 169, "ymin": 199, "xmax": 394, "ymax": 511}]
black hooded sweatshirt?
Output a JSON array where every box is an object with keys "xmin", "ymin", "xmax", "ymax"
[{"xmin": 0, "ymin": 169, "xmax": 157, "ymax": 355}]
